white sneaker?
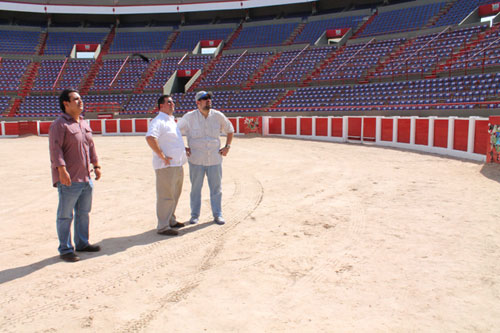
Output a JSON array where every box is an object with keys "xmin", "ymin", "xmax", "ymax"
[{"xmin": 189, "ymin": 217, "xmax": 199, "ymax": 224}]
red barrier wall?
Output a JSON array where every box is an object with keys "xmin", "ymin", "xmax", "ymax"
[
  {"xmin": 434, "ymin": 119, "xmax": 448, "ymax": 148},
  {"xmin": 474, "ymin": 120, "xmax": 489, "ymax": 154},
  {"xmin": 415, "ymin": 119, "xmax": 429, "ymax": 145},
  {"xmin": 363, "ymin": 117, "xmax": 376, "ymax": 141},
  {"xmin": 18, "ymin": 121, "xmax": 38, "ymax": 135},
  {"xmin": 453, "ymin": 119, "xmax": 469, "ymax": 151},
  {"xmin": 381, "ymin": 118, "xmax": 393, "ymax": 141},
  {"xmin": 135, "ymin": 119, "xmax": 148, "ymax": 133},
  {"xmin": 300, "ymin": 117, "xmax": 312, "ymax": 136},
  {"xmin": 4, "ymin": 122, "xmax": 19, "ymax": 135},
  {"xmin": 397, "ymin": 119, "xmax": 411, "ymax": 143},
  {"xmin": 229, "ymin": 118, "xmax": 237, "ymax": 133},
  {"xmin": 39, "ymin": 121, "xmax": 52, "ymax": 135},
  {"xmin": 105, "ymin": 119, "xmax": 117, "ymax": 133},
  {"xmin": 120, "ymin": 119, "xmax": 133, "ymax": 133},
  {"xmin": 331, "ymin": 118, "xmax": 342, "ymax": 137},
  {"xmin": 89, "ymin": 120, "xmax": 102, "ymax": 133},
  {"xmin": 269, "ymin": 118, "xmax": 282, "ymax": 135},
  {"xmin": 238, "ymin": 118, "xmax": 245, "ymax": 134},
  {"xmin": 316, "ymin": 118, "xmax": 328, "ymax": 136},
  {"xmin": 348, "ymin": 117, "xmax": 361, "ymax": 140},
  {"xmin": 284, "ymin": 118, "xmax": 297, "ymax": 135}
]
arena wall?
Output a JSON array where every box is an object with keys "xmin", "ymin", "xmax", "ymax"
[{"xmin": 0, "ymin": 115, "xmax": 488, "ymax": 162}]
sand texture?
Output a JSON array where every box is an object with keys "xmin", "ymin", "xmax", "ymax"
[{"xmin": 1, "ymin": 135, "xmax": 500, "ymax": 332}]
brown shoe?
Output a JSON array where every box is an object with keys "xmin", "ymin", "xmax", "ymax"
[
  {"xmin": 172, "ymin": 222, "xmax": 185, "ymax": 228},
  {"xmin": 158, "ymin": 229, "xmax": 179, "ymax": 236},
  {"xmin": 60, "ymin": 252, "xmax": 80, "ymax": 262}
]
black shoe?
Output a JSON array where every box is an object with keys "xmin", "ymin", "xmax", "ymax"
[
  {"xmin": 77, "ymin": 244, "xmax": 101, "ymax": 252},
  {"xmin": 158, "ymin": 229, "xmax": 179, "ymax": 236},
  {"xmin": 172, "ymin": 222, "xmax": 185, "ymax": 228},
  {"xmin": 60, "ymin": 252, "xmax": 80, "ymax": 262}
]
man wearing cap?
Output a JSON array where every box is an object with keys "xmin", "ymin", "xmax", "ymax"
[
  {"xmin": 146, "ymin": 94, "xmax": 187, "ymax": 236},
  {"xmin": 177, "ymin": 91, "xmax": 234, "ymax": 225}
]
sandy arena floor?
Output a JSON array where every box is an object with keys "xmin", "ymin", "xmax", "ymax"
[{"xmin": 1, "ymin": 135, "xmax": 500, "ymax": 332}]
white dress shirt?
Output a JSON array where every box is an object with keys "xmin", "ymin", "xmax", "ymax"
[
  {"xmin": 177, "ymin": 109, "xmax": 234, "ymax": 166},
  {"xmin": 146, "ymin": 112, "xmax": 187, "ymax": 169}
]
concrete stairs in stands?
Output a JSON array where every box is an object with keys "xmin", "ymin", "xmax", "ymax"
[
  {"xmin": 424, "ymin": 0, "xmax": 458, "ymax": 29},
  {"xmin": 79, "ymin": 26, "xmax": 115, "ymax": 95},
  {"xmin": 352, "ymin": 11, "xmax": 378, "ymax": 39},
  {"xmin": 301, "ymin": 46, "xmax": 345, "ymax": 86},
  {"xmin": 223, "ymin": 23, "xmax": 243, "ymax": 50},
  {"xmin": 362, "ymin": 39, "xmax": 415, "ymax": 82},
  {"xmin": 133, "ymin": 59, "xmax": 162, "ymax": 93},
  {"xmin": 285, "ymin": 23, "xmax": 306, "ymax": 45},
  {"xmin": 242, "ymin": 52, "xmax": 281, "ymax": 90},
  {"xmin": 163, "ymin": 31, "xmax": 179, "ymax": 53},
  {"xmin": 188, "ymin": 53, "xmax": 222, "ymax": 91}
]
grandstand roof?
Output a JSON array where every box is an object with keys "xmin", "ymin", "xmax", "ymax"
[{"xmin": 0, "ymin": 0, "xmax": 383, "ymax": 14}]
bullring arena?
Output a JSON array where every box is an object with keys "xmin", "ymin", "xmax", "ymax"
[
  {"xmin": 2, "ymin": 0, "xmax": 500, "ymax": 331},
  {"xmin": 1, "ymin": 132, "xmax": 500, "ymax": 332}
]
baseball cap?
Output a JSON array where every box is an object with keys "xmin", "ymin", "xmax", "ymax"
[{"xmin": 195, "ymin": 91, "xmax": 213, "ymax": 102}]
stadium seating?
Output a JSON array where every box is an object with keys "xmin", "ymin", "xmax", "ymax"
[
  {"xmin": 44, "ymin": 31, "xmax": 107, "ymax": 55},
  {"xmin": 0, "ymin": 95, "xmax": 11, "ymax": 114},
  {"xmin": 272, "ymin": 73, "xmax": 500, "ymax": 112},
  {"xmin": 294, "ymin": 15, "xmax": 364, "ymax": 44},
  {"xmin": 0, "ymin": 59, "xmax": 31, "ymax": 92},
  {"xmin": 358, "ymin": 2, "xmax": 446, "ymax": 38},
  {"xmin": 170, "ymin": 28, "xmax": 233, "ymax": 51},
  {"xmin": 230, "ymin": 22, "xmax": 299, "ymax": 48},
  {"xmin": 32, "ymin": 59, "xmax": 66, "ymax": 91},
  {"xmin": 91, "ymin": 58, "xmax": 151, "ymax": 91},
  {"xmin": 109, "ymin": 30, "xmax": 172, "ymax": 54},
  {"xmin": 369, "ymin": 25, "xmax": 484, "ymax": 80},
  {"xmin": 0, "ymin": 28, "xmax": 41, "ymax": 54},
  {"xmin": 434, "ymin": 0, "xmax": 500, "ymax": 27},
  {"xmin": 57, "ymin": 59, "xmax": 94, "ymax": 91},
  {"xmin": 16, "ymin": 95, "xmax": 60, "ymax": 117},
  {"xmin": 311, "ymin": 39, "xmax": 405, "ymax": 83},
  {"xmin": 255, "ymin": 47, "xmax": 333, "ymax": 86}
]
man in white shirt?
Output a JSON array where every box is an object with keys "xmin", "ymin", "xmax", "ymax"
[
  {"xmin": 146, "ymin": 95, "xmax": 187, "ymax": 236},
  {"xmin": 177, "ymin": 91, "xmax": 234, "ymax": 225}
]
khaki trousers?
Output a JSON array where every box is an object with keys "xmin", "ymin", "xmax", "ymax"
[{"xmin": 155, "ymin": 166, "xmax": 184, "ymax": 232}]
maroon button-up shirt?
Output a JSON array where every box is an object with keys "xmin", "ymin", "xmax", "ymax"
[{"xmin": 49, "ymin": 113, "xmax": 99, "ymax": 187}]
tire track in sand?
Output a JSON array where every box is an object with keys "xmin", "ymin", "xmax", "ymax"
[{"xmin": 0, "ymin": 175, "xmax": 264, "ymax": 331}]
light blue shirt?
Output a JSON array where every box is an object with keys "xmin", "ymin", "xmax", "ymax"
[{"xmin": 177, "ymin": 109, "xmax": 234, "ymax": 166}]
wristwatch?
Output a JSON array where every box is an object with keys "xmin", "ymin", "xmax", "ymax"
[{"xmin": 225, "ymin": 145, "xmax": 231, "ymax": 148}]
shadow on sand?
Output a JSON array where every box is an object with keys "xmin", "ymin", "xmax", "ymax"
[
  {"xmin": 480, "ymin": 162, "xmax": 500, "ymax": 184},
  {"xmin": 0, "ymin": 220, "xmax": 214, "ymax": 285}
]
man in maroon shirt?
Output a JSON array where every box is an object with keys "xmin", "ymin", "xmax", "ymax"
[{"xmin": 49, "ymin": 89, "xmax": 102, "ymax": 262}]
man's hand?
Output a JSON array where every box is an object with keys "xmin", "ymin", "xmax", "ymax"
[
  {"xmin": 94, "ymin": 166, "xmax": 102, "ymax": 180},
  {"xmin": 161, "ymin": 155, "xmax": 173, "ymax": 166},
  {"xmin": 219, "ymin": 146, "xmax": 230, "ymax": 156},
  {"xmin": 58, "ymin": 166, "xmax": 71, "ymax": 186},
  {"xmin": 185, "ymin": 147, "xmax": 191, "ymax": 157}
]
